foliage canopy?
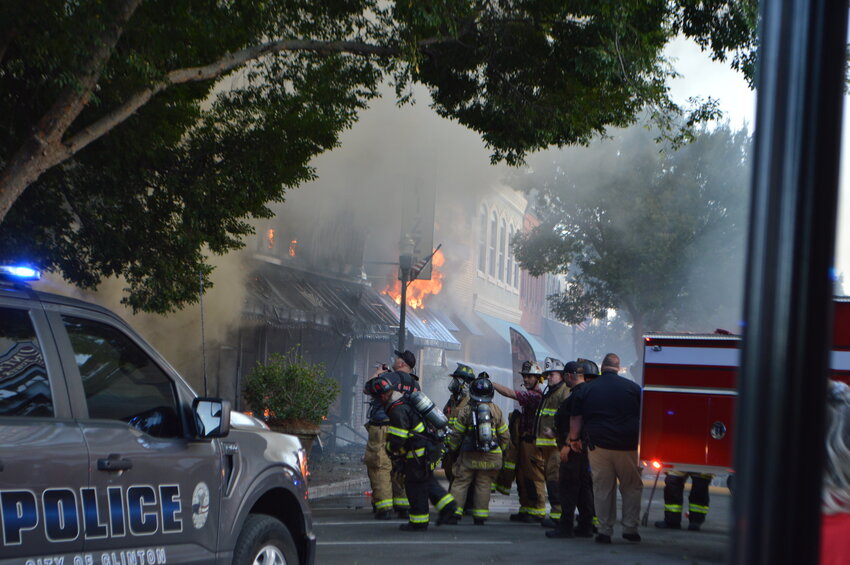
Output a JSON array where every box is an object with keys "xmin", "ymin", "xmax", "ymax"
[
  {"xmin": 513, "ymin": 124, "xmax": 752, "ymax": 358},
  {"xmin": 0, "ymin": 0, "xmax": 756, "ymax": 312},
  {"xmin": 243, "ymin": 350, "xmax": 340, "ymax": 425}
]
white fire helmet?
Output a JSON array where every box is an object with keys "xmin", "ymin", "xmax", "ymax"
[
  {"xmin": 519, "ymin": 360, "xmax": 543, "ymax": 376},
  {"xmin": 542, "ymin": 357, "xmax": 565, "ymax": 375}
]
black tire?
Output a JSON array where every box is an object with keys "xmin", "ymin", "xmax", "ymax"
[{"xmin": 233, "ymin": 514, "xmax": 299, "ymax": 565}]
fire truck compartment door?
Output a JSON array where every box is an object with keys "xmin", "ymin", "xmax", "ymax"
[{"xmin": 641, "ymin": 389, "xmax": 735, "ymax": 471}]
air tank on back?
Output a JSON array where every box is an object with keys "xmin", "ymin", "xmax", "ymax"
[{"xmin": 409, "ymin": 390, "xmax": 449, "ymax": 430}]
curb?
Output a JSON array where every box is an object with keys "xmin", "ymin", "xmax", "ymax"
[{"xmin": 308, "ymin": 477, "xmax": 371, "ymax": 500}]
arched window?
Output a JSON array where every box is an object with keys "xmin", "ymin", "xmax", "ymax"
[
  {"xmin": 478, "ymin": 206, "xmax": 488, "ymax": 272},
  {"xmin": 506, "ymin": 224, "xmax": 514, "ymax": 287},
  {"xmin": 515, "ymin": 259, "xmax": 521, "ymax": 291},
  {"xmin": 498, "ymin": 219, "xmax": 506, "ymax": 282},
  {"xmin": 489, "ymin": 211, "xmax": 498, "ymax": 277}
]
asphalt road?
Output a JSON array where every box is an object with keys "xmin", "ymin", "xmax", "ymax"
[{"xmin": 310, "ymin": 480, "xmax": 732, "ymax": 565}]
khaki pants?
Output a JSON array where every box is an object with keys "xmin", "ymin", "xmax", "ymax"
[
  {"xmin": 364, "ymin": 425, "xmax": 407, "ymax": 512},
  {"xmin": 588, "ymin": 447, "xmax": 643, "ymax": 536},
  {"xmin": 517, "ymin": 440, "xmax": 546, "ymax": 517},
  {"xmin": 540, "ymin": 445, "xmax": 562, "ymax": 519},
  {"xmin": 450, "ymin": 458, "xmax": 499, "ymax": 520}
]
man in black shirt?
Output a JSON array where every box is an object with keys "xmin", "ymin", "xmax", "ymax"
[
  {"xmin": 569, "ymin": 353, "xmax": 642, "ymax": 544},
  {"xmin": 546, "ymin": 361, "xmax": 595, "ymax": 539}
]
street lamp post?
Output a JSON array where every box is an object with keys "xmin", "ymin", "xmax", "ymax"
[{"xmin": 397, "ymin": 236, "xmax": 415, "ymax": 352}]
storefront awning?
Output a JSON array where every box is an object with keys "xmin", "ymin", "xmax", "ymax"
[
  {"xmin": 245, "ymin": 263, "xmax": 397, "ymax": 341},
  {"xmin": 377, "ymin": 295, "xmax": 462, "ymax": 351},
  {"xmin": 475, "ymin": 312, "xmax": 562, "ymax": 362}
]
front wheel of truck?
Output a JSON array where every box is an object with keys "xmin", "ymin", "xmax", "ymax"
[{"xmin": 233, "ymin": 514, "xmax": 299, "ymax": 565}]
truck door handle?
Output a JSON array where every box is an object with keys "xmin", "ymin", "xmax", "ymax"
[{"xmin": 97, "ymin": 454, "xmax": 133, "ymax": 472}]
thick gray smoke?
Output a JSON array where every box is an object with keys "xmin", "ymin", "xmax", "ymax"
[
  {"xmin": 272, "ymin": 82, "xmax": 510, "ymax": 307},
  {"xmin": 42, "ymin": 82, "xmax": 509, "ymax": 390},
  {"xmin": 41, "ymin": 251, "xmax": 249, "ymax": 390},
  {"xmin": 39, "ymin": 74, "xmax": 750, "ymax": 394}
]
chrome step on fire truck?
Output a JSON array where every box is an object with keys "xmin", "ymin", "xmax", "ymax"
[{"xmin": 639, "ymin": 297, "xmax": 850, "ymax": 481}]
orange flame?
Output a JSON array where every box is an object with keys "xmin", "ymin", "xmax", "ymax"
[{"xmin": 382, "ymin": 250, "xmax": 445, "ymax": 310}]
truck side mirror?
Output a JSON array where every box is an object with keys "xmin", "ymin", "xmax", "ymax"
[{"xmin": 192, "ymin": 397, "xmax": 231, "ymax": 439}]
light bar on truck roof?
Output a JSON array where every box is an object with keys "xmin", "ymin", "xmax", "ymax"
[{"xmin": 0, "ymin": 265, "xmax": 41, "ymax": 281}]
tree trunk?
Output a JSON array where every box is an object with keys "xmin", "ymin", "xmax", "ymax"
[
  {"xmin": 0, "ymin": 0, "xmax": 142, "ymax": 224},
  {"xmin": 0, "ymin": 138, "xmax": 70, "ymax": 224},
  {"xmin": 0, "ymin": 28, "xmax": 401, "ymax": 225}
]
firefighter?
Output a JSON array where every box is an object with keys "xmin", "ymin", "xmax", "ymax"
[
  {"xmin": 493, "ymin": 408, "xmax": 521, "ymax": 496},
  {"xmin": 363, "ymin": 374, "xmax": 409, "ymax": 520},
  {"xmin": 374, "ymin": 376, "xmax": 458, "ymax": 531},
  {"xmin": 577, "ymin": 358, "xmax": 600, "ymax": 381},
  {"xmin": 655, "ymin": 471, "xmax": 714, "ymax": 531},
  {"xmin": 380, "ymin": 349, "xmax": 421, "ymax": 396},
  {"xmin": 536, "ymin": 357, "xmax": 572, "ymax": 528},
  {"xmin": 493, "ymin": 360, "xmax": 546, "ymax": 522},
  {"xmin": 442, "ymin": 363, "xmax": 476, "ymax": 485},
  {"xmin": 446, "ymin": 374, "xmax": 510, "ymax": 525},
  {"xmin": 546, "ymin": 362, "xmax": 595, "ymax": 538}
]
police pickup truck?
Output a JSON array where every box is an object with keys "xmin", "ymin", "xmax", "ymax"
[{"xmin": 0, "ymin": 266, "xmax": 315, "ymax": 565}]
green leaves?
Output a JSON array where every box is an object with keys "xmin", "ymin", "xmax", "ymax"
[
  {"xmin": 243, "ymin": 350, "xmax": 341, "ymax": 425},
  {"xmin": 0, "ymin": 0, "xmax": 756, "ymax": 312},
  {"xmin": 513, "ymin": 123, "xmax": 751, "ymax": 354}
]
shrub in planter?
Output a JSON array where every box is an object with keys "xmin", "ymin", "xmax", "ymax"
[{"xmin": 243, "ymin": 350, "xmax": 340, "ymax": 449}]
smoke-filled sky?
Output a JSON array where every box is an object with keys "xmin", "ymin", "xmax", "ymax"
[
  {"xmin": 54, "ymin": 34, "xmax": 849, "ymax": 386},
  {"xmin": 665, "ymin": 35, "xmax": 850, "ymax": 289}
]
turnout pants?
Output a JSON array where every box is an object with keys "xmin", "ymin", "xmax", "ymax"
[
  {"xmin": 404, "ymin": 461, "xmax": 456, "ymax": 526},
  {"xmin": 450, "ymin": 459, "xmax": 499, "ymax": 520},
  {"xmin": 443, "ymin": 451, "xmax": 475, "ymax": 511},
  {"xmin": 493, "ymin": 437, "xmax": 518, "ymax": 495},
  {"xmin": 364, "ymin": 424, "xmax": 408, "ymax": 512},
  {"xmin": 494, "ymin": 412, "xmax": 521, "ymax": 495},
  {"xmin": 662, "ymin": 472, "xmax": 712, "ymax": 526},
  {"xmin": 588, "ymin": 447, "xmax": 643, "ymax": 537},
  {"xmin": 540, "ymin": 445, "xmax": 562, "ymax": 520},
  {"xmin": 517, "ymin": 439, "xmax": 546, "ymax": 518},
  {"xmin": 556, "ymin": 449, "xmax": 595, "ymax": 533}
]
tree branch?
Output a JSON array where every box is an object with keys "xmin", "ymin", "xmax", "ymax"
[
  {"xmin": 0, "ymin": 28, "xmax": 15, "ymax": 66},
  {"xmin": 0, "ymin": 0, "xmax": 142, "ymax": 223},
  {"xmin": 1, "ymin": 29, "xmax": 433, "ymax": 225},
  {"xmin": 66, "ymin": 38, "xmax": 404, "ymax": 155}
]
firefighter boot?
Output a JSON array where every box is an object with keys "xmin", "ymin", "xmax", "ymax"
[
  {"xmin": 399, "ymin": 522, "xmax": 428, "ymax": 531},
  {"xmin": 437, "ymin": 504, "xmax": 460, "ymax": 525},
  {"xmin": 374, "ymin": 510, "xmax": 393, "ymax": 520},
  {"xmin": 545, "ymin": 525, "xmax": 575, "ymax": 539},
  {"xmin": 655, "ymin": 520, "xmax": 682, "ymax": 530}
]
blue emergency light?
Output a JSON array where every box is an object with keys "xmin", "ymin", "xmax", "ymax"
[{"xmin": 0, "ymin": 265, "xmax": 41, "ymax": 281}]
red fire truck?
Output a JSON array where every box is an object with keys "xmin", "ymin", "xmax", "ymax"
[{"xmin": 639, "ymin": 297, "xmax": 850, "ymax": 476}]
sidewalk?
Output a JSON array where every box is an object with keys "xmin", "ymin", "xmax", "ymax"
[
  {"xmin": 307, "ymin": 444, "xmax": 371, "ymax": 500},
  {"xmin": 308, "ymin": 450, "xmax": 733, "ymax": 501}
]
